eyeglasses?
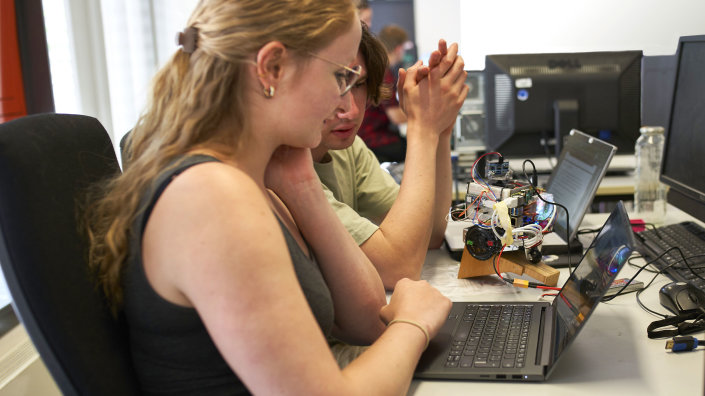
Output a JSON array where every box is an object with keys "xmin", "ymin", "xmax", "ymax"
[{"xmin": 307, "ymin": 52, "xmax": 362, "ymax": 96}]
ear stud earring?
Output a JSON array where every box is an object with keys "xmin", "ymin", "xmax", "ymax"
[{"xmin": 263, "ymin": 86, "xmax": 275, "ymax": 98}]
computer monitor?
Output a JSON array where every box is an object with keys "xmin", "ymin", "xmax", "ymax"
[
  {"xmin": 660, "ymin": 35, "xmax": 705, "ymax": 222},
  {"xmin": 641, "ymin": 54, "xmax": 677, "ymax": 128},
  {"xmin": 484, "ymin": 50, "xmax": 643, "ymax": 158},
  {"xmin": 454, "ymin": 71, "xmax": 485, "ymax": 149}
]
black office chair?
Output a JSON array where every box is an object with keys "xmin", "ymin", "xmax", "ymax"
[
  {"xmin": 119, "ymin": 129, "xmax": 132, "ymax": 169},
  {"xmin": 0, "ymin": 113, "xmax": 141, "ymax": 395}
]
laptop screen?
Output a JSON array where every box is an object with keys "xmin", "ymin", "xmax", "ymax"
[
  {"xmin": 547, "ymin": 130, "xmax": 617, "ymax": 242},
  {"xmin": 550, "ymin": 201, "xmax": 637, "ymax": 365}
]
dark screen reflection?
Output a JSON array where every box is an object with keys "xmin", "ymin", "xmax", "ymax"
[{"xmin": 551, "ymin": 202, "xmax": 637, "ymax": 364}]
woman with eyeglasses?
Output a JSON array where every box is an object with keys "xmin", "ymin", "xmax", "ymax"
[{"xmin": 87, "ymin": 0, "xmax": 450, "ymax": 395}]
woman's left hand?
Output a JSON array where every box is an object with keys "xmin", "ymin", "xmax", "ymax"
[{"xmin": 265, "ymin": 145, "xmax": 319, "ymax": 200}]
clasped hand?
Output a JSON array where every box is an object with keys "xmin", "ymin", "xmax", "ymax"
[{"xmin": 397, "ymin": 39, "xmax": 469, "ymax": 138}]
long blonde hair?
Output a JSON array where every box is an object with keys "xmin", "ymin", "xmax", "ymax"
[{"xmin": 88, "ymin": 0, "xmax": 357, "ymax": 313}]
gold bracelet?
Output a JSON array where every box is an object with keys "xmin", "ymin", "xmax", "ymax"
[{"xmin": 387, "ymin": 319, "xmax": 430, "ymax": 350}]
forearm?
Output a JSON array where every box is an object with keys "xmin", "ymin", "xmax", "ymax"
[
  {"xmin": 430, "ymin": 130, "xmax": 453, "ymax": 248},
  {"xmin": 277, "ymin": 182, "xmax": 386, "ymax": 342},
  {"xmin": 366, "ymin": 122, "xmax": 440, "ymax": 287},
  {"xmin": 341, "ymin": 322, "xmax": 427, "ymax": 395}
]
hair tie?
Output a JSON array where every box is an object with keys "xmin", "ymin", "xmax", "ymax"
[
  {"xmin": 176, "ymin": 26, "xmax": 198, "ymax": 54},
  {"xmin": 387, "ymin": 319, "xmax": 430, "ymax": 350}
]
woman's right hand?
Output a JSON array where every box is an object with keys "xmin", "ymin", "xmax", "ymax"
[
  {"xmin": 398, "ymin": 43, "xmax": 468, "ymax": 142},
  {"xmin": 380, "ymin": 278, "xmax": 452, "ymax": 340}
]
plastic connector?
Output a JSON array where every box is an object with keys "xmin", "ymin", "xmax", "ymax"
[
  {"xmin": 512, "ymin": 279, "xmax": 530, "ymax": 288},
  {"xmin": 504, "ymin": 196, "xmax": 520, "ymax": 208},
  {"xmin": 665, "ymin": 336, "xmax": 700, "ymax": 352}
]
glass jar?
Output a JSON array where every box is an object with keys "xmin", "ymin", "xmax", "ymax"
[{"xmin": 634, "ymin": 126, "xmax": 668, "ymax": 224}]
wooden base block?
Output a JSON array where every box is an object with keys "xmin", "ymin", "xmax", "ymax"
[{"xmin": 458, "ymin": 248, "xmax": 560, "ymax": 287}]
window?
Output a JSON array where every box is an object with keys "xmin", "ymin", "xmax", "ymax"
[
  {"xmin": 42, "ymin": 0, "xmax": 197, "ymax": 159},
  {"xmin": 0, "ymin": 0, "xmax": 199, "ymax": 336}
]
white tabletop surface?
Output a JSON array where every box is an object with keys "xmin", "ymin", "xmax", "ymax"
[{"xmin": 410, "ymin": 207, "xmax": 704, "ymax": 395}]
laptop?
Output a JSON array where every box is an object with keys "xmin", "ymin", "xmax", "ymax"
[
  {"xmin": 445, "ymin": 129, "xmax": 616, "ymax": 265},
  {"xmin": 418, "ymin": 201, "xmax": 637, "ymax": 381},
  {"xmin": 540, "ymin": 129, "xmax": 617, "ymax": 258}
]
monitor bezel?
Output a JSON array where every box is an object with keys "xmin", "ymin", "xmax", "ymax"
[{"xmin": 659, "ymin": 34, "xmax": 705, "ymax": 223}]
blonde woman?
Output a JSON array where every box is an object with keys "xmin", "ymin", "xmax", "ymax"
[{"xmin": 88, "ymin": 0, "xmax": 450, "ymax": 394}]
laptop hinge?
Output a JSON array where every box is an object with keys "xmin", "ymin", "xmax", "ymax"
[{"xmin": 535, "ymin": 305, "xmax": 553, "ymax": 367}]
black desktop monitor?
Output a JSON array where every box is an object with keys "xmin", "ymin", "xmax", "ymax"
[
  {"xmin": 641, "ymin": 54, "xmax": 677, "ymax": 128},
  {"xmin": 484, "ymin": 51, "xmax": 643, "ymax": 158},
  {"xmin": 660, "ymin": 35, "xmax": 705, "ymax": 223}
]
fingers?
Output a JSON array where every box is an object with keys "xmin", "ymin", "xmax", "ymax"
[
  {"xmin": 430, "ymin": 42, "xmax": 459, "ymax": 80},
  {"xmin": 427, "ymin": 50, "xmax": 442, "ymax": 71},
  {"xmin": 397, "ymin": 68, "xmax": 406, "ymax": 111},
  {"xmin": 380, "ymin": 279, "xmax": 452, "ymax": 338},
  {"xmin": 379, "ymin": 303, "xmax": 393, "ymax": 325},
  {"xmin": 415, "ymin": 67, "xmax": 430, "ymax": 83},
  {"xmin": 407, "ymin": 59, "xmax": 428, "ymax": 84},
  {"xmin": 401, "ymin": 64, "xmax": 421, "ymax": 108},
  {"xmin": 436, "ymin": 39, "xmax": 448, "ymax": 62},
  {"xmin": 447, "ymin": 53, "xmax": 467, "ymax": 86},
  {"xmin": 413, "ymin": 39, "xmax": 459, "ymax": 84},
  {"xmin": 427, "ymin": 39, "xmax": 448, "ymax": 70},
  {"xmin": 408, "ymin": 59, "xmax": 430, "ymax": 84},
  {"xmin": 403, "ymin": 63, "xmax": 421, "ymax": 87}
]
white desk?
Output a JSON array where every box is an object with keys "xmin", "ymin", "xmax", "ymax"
[{"xmin": 412, "ymin": 208, "xmax": 704, "ymax": 395}]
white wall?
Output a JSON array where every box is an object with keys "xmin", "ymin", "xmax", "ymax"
[
  {"xmin": 413, "ymin": 0, "xmax": 462, "ymax": 63},
  {"xmin": 415, "ymin": 0, "xmax": 705, "ymax": 70}
]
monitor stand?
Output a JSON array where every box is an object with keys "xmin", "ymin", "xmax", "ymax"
[{"xmin": 553, "ymin": 99, "xmax": 579, "ymax": 157}]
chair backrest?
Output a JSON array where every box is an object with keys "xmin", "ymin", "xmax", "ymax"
[
  {"xmin": 0, "ymin": 114, "xmax": 141, "ymax": 395},
  {"xmin": 119, "ymin": 129, "xmax": 132, "ymax": 168}
]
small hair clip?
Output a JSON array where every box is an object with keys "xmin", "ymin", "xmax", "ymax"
[{"xmin": 176, "ymin": 26, "xmax": 198, "ymax": 54}]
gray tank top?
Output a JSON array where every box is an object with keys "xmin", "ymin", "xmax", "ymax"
[{"xmin": 123, "ymin": 155, "xmax": 334, "ymax": 395}]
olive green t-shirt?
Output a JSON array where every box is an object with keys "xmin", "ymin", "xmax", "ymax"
[{"xmin": 313, "ymin": 136, "xmax": 400, "ymax": 245}]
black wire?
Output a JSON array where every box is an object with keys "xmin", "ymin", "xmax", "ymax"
[
  {"xmin": 540, "ymin": 130, "xmax": 556, "ymax": 168},
  {"xmin": 675, "ymin": 249, "xmax": 705, "ymax": 283},
  {"xmin": 635, "ymin": 271, "xmax": 668, "ymax": 318},
  {"xmin": 641, "ymin": 222, "xmax": 663, "ymax": 239},
  {"xmin": 576, "ymin": 227, "xmax": 602, "ymax": 236},
  {"xmin": 493, "ymin": 250, "xmax": 513, "ymax": 285},
  {"xmin": 628, "ymin": 255, "xmax": 661, "ymax": 273},
  {"xmin": 605, "ymin": 247, "xmax": 705, "ymax": 318},
  {"xmin": 637, "ymin": 224, "xmax": 705, "ymax": 282},
  {"xmin": 521, "ymin": 159, "xmax": 573, "ymax": 275}
]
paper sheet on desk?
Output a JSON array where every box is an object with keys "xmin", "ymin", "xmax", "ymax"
[{"xmin": 421, "ymin": 249, "xmax": 520, "ymax": 301}]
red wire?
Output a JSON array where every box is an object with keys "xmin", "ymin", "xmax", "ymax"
[
  {"xmin": 536, "ymin": 285, "xmax": 562, "ymax": 291},
  {"xmin": 494, "ymin": 244, "xmax": 508, "ymax": 281},
  {"xmin": 495, "ymin": 243, "xmax": 562, "ymax": 291}
]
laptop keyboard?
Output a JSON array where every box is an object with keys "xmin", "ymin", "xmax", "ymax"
[
  {"xmin": 445, "ymin": 304, "xmax": 532, "ymax": 369},
  {"xmin": 637, "ymin": 221, "xmax": 705, "ymax": 292}
]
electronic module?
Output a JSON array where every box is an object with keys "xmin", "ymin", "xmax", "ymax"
[{"xmin": 451, "ymin": 153, "xmax": 556, "ymax": 264}]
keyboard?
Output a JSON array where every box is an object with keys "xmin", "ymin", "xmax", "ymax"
[
  {"xmin": 636, "ymin": 221, "xmax": 705, "ymax": 292},
  {"xmin": 446, "ymin": 304, "xmax": 532, "ymax": 369}
]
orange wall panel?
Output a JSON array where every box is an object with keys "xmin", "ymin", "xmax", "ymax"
[{"xmin": 1, "ymin": 0, "xmax": 27, "ymax": 123}]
